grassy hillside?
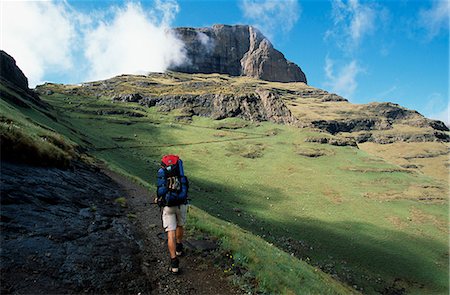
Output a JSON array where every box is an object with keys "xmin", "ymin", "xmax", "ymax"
[
  {"xmin": 1, "ymin": 80, "xmax": 353, "ymax": 294},
  {"xmin": 2, "ymin": 73, "xmax": 448, "ymax": 294}
]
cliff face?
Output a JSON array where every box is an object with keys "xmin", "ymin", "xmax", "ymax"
[
  {"xmin": 0, "ymin": 50, "xmax": 29, "ymax": 91},
  {"xmin": 112, "ymin": 89, "xmax": 298, "ymax": 125},
  {"xmin": 0, "ymin": 50, "xmax": 44, "ymax": 108},
  {"xmin": 170, "ymin": 25, "xmax": 307, "ymax": 83}
]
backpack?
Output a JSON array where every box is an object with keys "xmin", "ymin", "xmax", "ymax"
[{"xmin": 156, "ymin": 155, "xmax": 189, "ymax": 207}]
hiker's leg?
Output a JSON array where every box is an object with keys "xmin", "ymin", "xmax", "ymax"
[
  {"xmin": 167, "ymin": 230, "xmax": 177, "ymax": 259},
  {"xmin": 176, "ymin": 226, "xmax": 184, "ymax": 244},
  {"xmin": 175, "ymin": 205, "xmax": 187, "ymax": 256},
  {"xmin": 162, "ymin": 207, "xmax": 177, "ymax": 259},
  {"xmin": 175, "ymin": 205, "xmax": 187, "ymax": 244}
]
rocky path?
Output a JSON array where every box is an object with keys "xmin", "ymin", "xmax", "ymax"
[
  {"xmin": 102, "ymin": 168, "xmax": 242, "ymax": 295},
  {"xmin": 1, "ymin": 161, "xmax": 241, "ymax": 294}
]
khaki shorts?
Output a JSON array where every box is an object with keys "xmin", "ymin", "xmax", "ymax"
[{"xmin": 162, "ymin": 204, "xmax": 187, "ymax": 232}]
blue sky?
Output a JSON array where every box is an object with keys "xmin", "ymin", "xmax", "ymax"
[{"xmin": 1, "ymin": 0, "xmax": 448, "ymax": 123}]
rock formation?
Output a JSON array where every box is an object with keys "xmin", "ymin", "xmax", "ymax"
[
  {"xmin": 1, "ymin": 161, "xmax": 149, "ymax": 293},
  {"xmin": 0, "ymin": 50, "xmax": 44, "ymax": 107},
  {"xmin": 309, "ymin": 102, "xmax": 449, "ymax": 137},
  {"xmin": 170, "ymin": 25, "xmax": 307, "ymax": 83},
  {"xmin": 0, "ymin": 50, "xmax": 29, "ymax": 91},
  {"xmin": 49, "ymin": 71, "xmax": 447, "ymax": 144},
  {"xmin": 114, "ymin": 88, "xmax": 298, "ymax": 125}
]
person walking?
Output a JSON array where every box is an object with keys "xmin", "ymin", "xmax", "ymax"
[{"xmin": 155, "ymin": 154, "xmax": 189, "ymax": 274}]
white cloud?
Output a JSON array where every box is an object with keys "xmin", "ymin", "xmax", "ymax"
[
  {"xmin": 83, "ymin": 2, "xmax": 186, "ymax": 81},
  {"xmin": 323, "ymin": 1, "xmax": 382, "ymax": 101},
  {"xmin": 324, "ymin": 57, "xmax": 363, "ymax": 100},
  {"xmin": 418, "ymin": 0, "xmax": 450, "ymax": 40},
  {"xmin": 429, "ymin": 105, "xmax": 449, "ymax": 126},
  {"xmin": 240, "ymin": 0, "xmax": 300, "ymax": 38},
  {"xmin": 425, "ymin": 92, "xmax": 450, "ymax": 125},
  {"xmin": 196, "ymin": 32, "xmax": 214, "ymax": 53},
  {"xmin": 325, "ymin": 0, "xmax": 383, "ymax": 52},
  {"xmin": 1, "ymin": 1, "xmax": 76, "ymax": 86},
  {"xmin": 1, "ymin": 0, "xmax": 186, "ymax": 86}
]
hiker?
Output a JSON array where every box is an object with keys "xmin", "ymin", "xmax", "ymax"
[{"xmin": 155, "ymin": 154, "xmax": 189, "ymax": 274}]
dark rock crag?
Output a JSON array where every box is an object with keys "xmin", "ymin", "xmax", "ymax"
[
  {"xmin": 0, "ymin": 161, "xmax": 150, "ymax": 294},
  {"xmin": 0, "ymin": 50, "xmax": 29, "ymax": 91},
  {"xmin": 0, "ymin": 50, "xmax": 45, "ymax": 108},
  {"xmin": 170, "ymin": 25, "xmax": 307, "ymax": 83}
]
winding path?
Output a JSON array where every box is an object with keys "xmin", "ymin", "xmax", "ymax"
[{"xmin": 102, "ymin": 168, "xmax": 241, "ymax": 295}]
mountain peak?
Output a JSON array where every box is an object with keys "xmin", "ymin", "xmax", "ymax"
[{"xmin": 170, "ymin": 24, "xmax": 307, "ymax": 83}]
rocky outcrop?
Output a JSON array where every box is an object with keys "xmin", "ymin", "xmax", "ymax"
[
  {"xmin": 305, "ymin": 136, "xmax": 358, "ymax": 147},
  {"xmin": 362, "ymin": 102, "xmax": 419, "ymax": 121},
  {"xmin": 354, "ymin": 131, "xmax": 450, "ymax": 144},
  {"xmin": 292, "ymin": 88, "xmax": 347, "ymax": 102},
  {"xmin": 111, "ymin": 93, "xmax": 143, "ymax": 103},
  {"xmin": 170, "ymin": 25, "xmax": 307, "ymax": 83},
  {"xmin": 0, "ymin": 50, "xmax": 45, "ymax": 108},
  {"xmin": 113, "ymin": 89, "xmax": 297, "ymax": 125},
  {"xmin": 0, "ymin": 161, "xmax": 150, "ymax": 294},
  {"xmin": 255, "ymin": 89, "xmax": 298, "ymax": 124},
  {"xmin": 0, "ymin": 50, "xmax": 28, "ymax": 91},
  {"xmin": 362, "ymin": 102, "xmax": 449, "ymax": 131},
  {"xmin": 308, "ymin": 102, "xmax": 449, "ymax": 138},
  {"xmin": 311, "ymin": 118, "xmax": 392, "ymax": 135}
]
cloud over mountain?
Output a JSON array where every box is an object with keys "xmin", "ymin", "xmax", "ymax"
[
  {"xmin": 1, "ymin": 0, "xmax": 186, "ymax": 87},
  {"xmin": 322, "ymin": 0, "xmax": 387, "ymax": 101},
  {"xmin": 324, "ymin": 57, "xmax": 362, "ymax": 100},
  {"xmin": 83, "ymin": 1, "xmax": 186, "ymax": 81},
  {"xmin": 1, "ymin": 1, "xmax": 76, "ymax": 87}
]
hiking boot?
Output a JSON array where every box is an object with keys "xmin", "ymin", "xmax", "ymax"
[
  {"xmin": 169, "ymin": 257, "xmax": 179, "ymax": 274},
  {"xmin": 176, "ymin": 243, "xmax": 184, "ymax": 256}
]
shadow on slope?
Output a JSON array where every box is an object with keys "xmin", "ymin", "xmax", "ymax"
[{"xmin": 189, "ymin": 177, "xmax": 449, "ymax": 294}]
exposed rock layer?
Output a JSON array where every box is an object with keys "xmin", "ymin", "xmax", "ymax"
[
  {"xmin": 170, "ymin": 25, "xmax": 307, "ymax": 83},
  {"xmin": 113, "ymin": 89, "xmax": 298, "ymax": 125},
  {"xmin": 0, "ymin": 161, "xmax": 150, "ymax": 294},
  {"xmin": 35, "ymin": 72, "xmax": 449, "ymax": 144},
  {"xmin": 309, "ymin": 102, "xmax": 449, "ymax": 136}
]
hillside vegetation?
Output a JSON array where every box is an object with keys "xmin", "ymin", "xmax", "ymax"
[{"xmin": 2, "ymin": 72, "xmax": 448, "ymax": 294}]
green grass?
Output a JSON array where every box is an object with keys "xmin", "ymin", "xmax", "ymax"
[
  {"xmin": 0, "ymin": 92, "xmax": 77, "ymax": 168},
  {"xmin": 114, "ymin": 197, "xmax": 128, "ymax": 208},
  {"xmin": 44, "ymin": 82, "xmax": 448, "ymax": 294},
  {"xmin": 3, "ymin": 75, "xmax": 448, "ymax": 294},
  {"xmin": 187, "ymin": 206, "xmax": 355, "ymax": 294}
]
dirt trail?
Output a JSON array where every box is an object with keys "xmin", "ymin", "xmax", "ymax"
[{"xmin": 102, "ymin": 168, "xmax": 242, "ymax": 295}]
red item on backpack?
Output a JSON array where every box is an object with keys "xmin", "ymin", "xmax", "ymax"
[{"xmin": 161, "ymin": 155, "xmax": 179, "ymax": 167}]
